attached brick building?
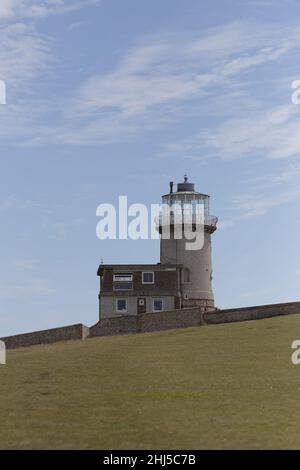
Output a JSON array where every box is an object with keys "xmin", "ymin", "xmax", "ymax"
[{"xmin": 98, "ymin": 264, "xmax": 182, "ymax": 317}]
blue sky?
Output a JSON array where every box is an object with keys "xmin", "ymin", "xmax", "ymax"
[{"xmin": 1, "ymin": 0, "xmax": 300, "ymax": 336}]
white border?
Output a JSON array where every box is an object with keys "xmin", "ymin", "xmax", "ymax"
[
  {"xmin": 116, "ymin": 298, "xmax": 128, "ymax": 313},
  {"xmin": 142, "ymin": 271, "xmax": 155, "ymax": 284},
  {"xmin": 152, "ymin": 298, "xmax": 163, "ymax": 312}
]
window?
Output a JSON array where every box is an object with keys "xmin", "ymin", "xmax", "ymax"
[
  {"xmin": 153, "ymin": 298, "xmax": 163, "ymax": 312},
  {"xmin": 114, "ymin": 282, "xmax": 133, "ymax": 290},
  {"xmin": 113, "ymin": 273, "xmax": 133, "ymax": 290},
  {"xmin": 116, "ymin": 299, "xmax": 127, "ymax": 313},
  {"xmin": 113, "ymin": 273, "xmax": 133, "ymax": 282},
  {"xmin": 142, "ymin": 272, "xmax": 154, "ymax": 284}
]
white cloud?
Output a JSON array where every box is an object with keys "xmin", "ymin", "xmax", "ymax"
[
  {"xmin": 0, "ymin": 1, "xmax": 102, "ymax": 145},
  {"xmin": 0, "ymin": 195, "xmax": 44, "ymax": 212},
  {"xmin": 173, "ymin": 104, "xmax": 300, "ymax": 162},
  {"xmin": 0, "ymin": 278, "xmax": 54, "ymax": 300},
  {"xmin": 0, "ymin": 1, "xmax": 100, "ymax": 89},
  {"xmin": 11, "ymin": 20, "xmax": 299, "ymax": 147},
  {"xmin": 71, "ymin": 22, "xmax": 298, "ymax": 118},
  {"xmin": 0, "ymin": 0, "xmax": 100, "ymax": 21},
  {"xmin": 0, "ymin": 195, "xmax": 18, "ymax": 211},
  {"xmin": 1, "ymin": 19, "xmax": 300, "ymax": 150},
  {"xmin": 217, "ymin": 161, "xmax": 300, "ymax": 227},
  {"xmin": 250, "ymin": 162, "xmax": 300, "ymax": 186},
  {"xmin": 235, "ymin": 185, "xmax": 300, "ymax": 218},
  {"xmin": 0, "ymin": 22, "xmax": 51, "ymax": 91},
  {"xmin": 0, "ymin": 0, "xmax": 15, "ymax": 18},
  {"xmin": 11, "ymin": 258, "xmax": 39, "ymax": 270}
]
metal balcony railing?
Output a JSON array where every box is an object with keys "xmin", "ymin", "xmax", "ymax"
[{"xmin": 155, "ymin": 213, "xmax": 218, "ymax": 230}]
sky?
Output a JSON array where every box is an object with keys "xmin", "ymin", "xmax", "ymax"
[{"xmin": 1, "ymin": 0, "xmax": 300, "ymax": 336}]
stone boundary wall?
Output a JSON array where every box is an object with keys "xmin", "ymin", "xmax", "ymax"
[
  {"xmin": 1, "ymin": 323, "xmax": 89, "ymax": 350},
  {"xmin": 90, "ymin": 301, "xmax": 300, "ymax": 338},
  {"xmin": 89, "ymin": 307, "xmax": 205, "ymax": 337},
  {"xmin": 205, "ymin": 301, "xmax": 300, "ymax": 324},
  {"xmin": 2, "ymin": 301, "xmax": 300, "ymax": 349}
]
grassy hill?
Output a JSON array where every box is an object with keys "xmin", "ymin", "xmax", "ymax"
[{"xmin": 1, "ymin": 314, "xmax": 300, "ymax": 449}]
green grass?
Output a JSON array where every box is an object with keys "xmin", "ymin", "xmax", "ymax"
[{"xmin": 1, "ymin": 314, "xmax": 300, "ymax": 449}]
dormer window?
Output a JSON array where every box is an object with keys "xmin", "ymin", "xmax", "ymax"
[
  {"xmin": 113, "ymin": 274, "xmax": 133, "ymax": 282},
  {"xmin": 113, "ymin": 273, "xmax": 133, "ymax": 290}
]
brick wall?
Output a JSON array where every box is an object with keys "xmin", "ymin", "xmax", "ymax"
[
  {"xmin": 101, "ymin": 266, "xmax": 179, "ymax": 296},
  {"xmin": 1, "ymin": 323, "xmax": 89, "ymax": 350}
]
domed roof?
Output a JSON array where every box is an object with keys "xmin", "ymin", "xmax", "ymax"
[{"xmin": 177, "ymin": 175, "xmax": 195, "ymax": 192}]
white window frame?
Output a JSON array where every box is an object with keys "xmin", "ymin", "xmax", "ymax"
[
  {"xmin": 152, "ymin": 298, "xmax": 163, "ymax": 312},
  {"xmin": 142, "ymin": 271, "xmax": 155, "ymax": 284},
  {"xmin": 113, "ymin": 282, "xmax": 133, "ymax": 291},
  {"xmin": 116, "ymin": 298, "xmax": 128, "ymax": 313},
  {"xmin": 113, "ymin": 274, "xmax": 133, "ymax": 282}
]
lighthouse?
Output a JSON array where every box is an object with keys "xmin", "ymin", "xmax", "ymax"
[
  {"xmin": 159, "ymin": 176, "xmax": 218, "ymax": 311},
  {"xmin": 97, "ymin": 175, "xmax": 217, "ymax": 318}
]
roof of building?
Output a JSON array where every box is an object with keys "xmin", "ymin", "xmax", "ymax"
[
  {"xmin": 162, "ymin": 190, "xmax": 210, "ymax": 198},
  {"xmin": 97, "ymin": 263, "xmax": 182, "ymax": 276},
  {"xmin": 162, "ymin": 175, "xmax": 210, "ymax": 198}
]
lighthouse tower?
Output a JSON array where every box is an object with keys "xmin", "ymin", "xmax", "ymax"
[{"xmin": 159, "ymin": 176, "xmax": 218, "ymax": 311}]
